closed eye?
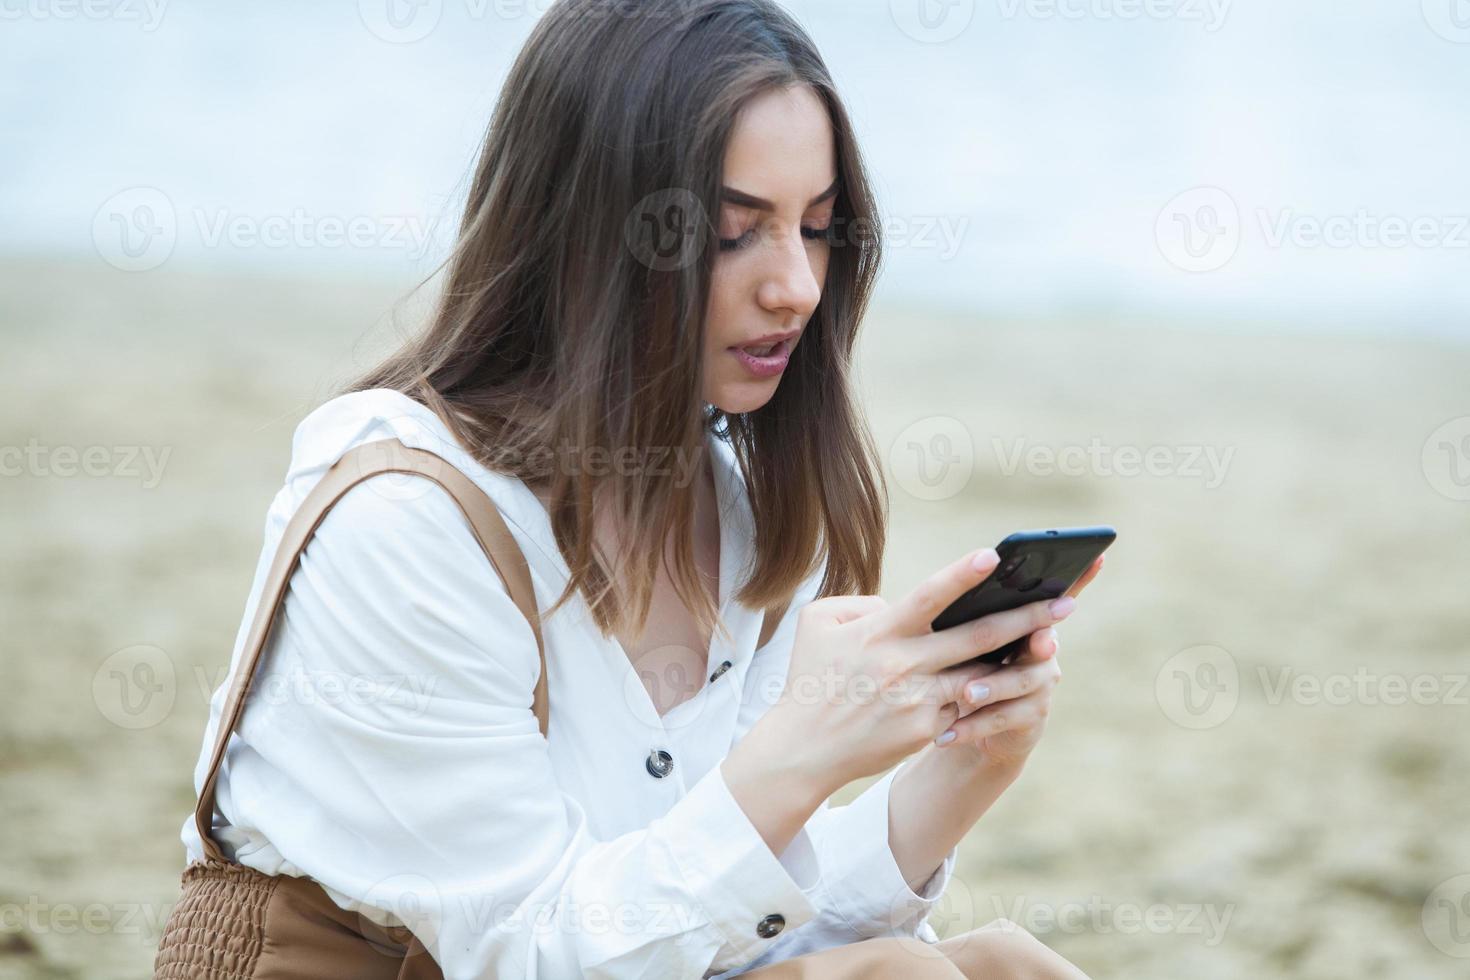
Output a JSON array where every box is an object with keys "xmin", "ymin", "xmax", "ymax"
[
  {"xmin": 719, "ymin": 224, "xmax": 833, "ymax": 252},
  {"xmin": 719, "ymin": 229, "xmax": 757, "ymax": 252}
]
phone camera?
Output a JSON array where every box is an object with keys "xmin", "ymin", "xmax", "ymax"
[{"xmin": 996, "ymin": 552, "xmax": 1031, "ymax": 586}]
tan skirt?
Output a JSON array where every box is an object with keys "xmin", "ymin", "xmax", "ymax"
[{"xmin": 155, "ymin": 859, "xmax": 1088, "ymax": 980}]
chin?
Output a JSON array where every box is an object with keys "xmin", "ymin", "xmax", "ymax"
[{"xmin": 706, "ymin": 377, "xmax": 780, "ymax": 415}]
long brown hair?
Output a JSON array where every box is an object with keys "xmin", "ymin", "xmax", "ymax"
[{"xmin": 342, "ymin": 0, "xmax": 888, "ymax": 646}]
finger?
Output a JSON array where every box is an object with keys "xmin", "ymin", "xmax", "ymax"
[
  {"xmin": 800, "ymin": 594, "xmax": 887, "ymax": 629},
  {"xmin": 911, "ymin": 594, "xmax": 1075, "ymax": 674},
  {"xmin": 955, "ymin": 655, "xmax": 1060, "ymax": 711},
  {"xmin": 929, "ymin": 657, "xmax": 1013, "ymax": 718},
  {"xmin": 929, "ymin": 630, "xmax": 1058, "ymax": 713},
  {"xmin": 873, "ymin": 547, "xmax": 1000, "ymax": 638},
  {"xmin": 1025, "ymin": 625, "xmax": 1059, "ymax": 661},
  {"xmin": 991, "ymin": 628, "xmax": 1058, "ymax": 672},
  {"xmin": 928, "ymin": 661, "xmax": 997, "ymax": 710},
  {"xmin": 939, "ymin": 688, "xmax": 1050, "ymax": 744},
  {"xmin": 995, "ymin": 621, "xmax": 1065, "ymax": 668},
  {"xmin": 1064, "ymin": 554, "xmax": 1104, "ymax": 599}
]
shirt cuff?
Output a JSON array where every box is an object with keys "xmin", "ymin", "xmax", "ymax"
[
  {"xmin": 661, "ymin": 763, "xmax": 822, "ymax": 974},
  {"xmin": 805, "ymin": 764, "xmax": 957, "ymax": 941}
]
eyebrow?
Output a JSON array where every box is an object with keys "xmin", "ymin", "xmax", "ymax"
[{"xmin": 719, "ymin": 177, "xmax": 840, "ymax": 212}]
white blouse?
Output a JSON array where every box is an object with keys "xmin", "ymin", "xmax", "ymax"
[{"xmin": 180, "ymin": 387, "xmax": 957, "ymax": 979}]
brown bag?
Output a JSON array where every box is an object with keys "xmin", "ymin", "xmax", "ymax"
[{"xmin": 153, "ymin": 437, "xmax": 790, "ymax": 979}]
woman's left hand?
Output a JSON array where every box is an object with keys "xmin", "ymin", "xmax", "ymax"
[{"xmin": 935, "ymin": 554, "xmax": 1105, "ymax": 768}]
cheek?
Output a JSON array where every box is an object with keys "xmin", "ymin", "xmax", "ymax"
[
  {"xmin": 810, "ymin": 246, "xmax": 832, "ymax": 289},
  {"xmin": 704, "ymin": 263, "xmax": 740, "ymax": 340}
]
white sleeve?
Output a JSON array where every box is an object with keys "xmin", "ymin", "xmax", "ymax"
[
  {"xmin": 725, "ymin": 563, "xmax": 958, "ymax": 963},
  {"xmin": 223, "ymin": 473, "xmax": 826, "ymax": 980}
]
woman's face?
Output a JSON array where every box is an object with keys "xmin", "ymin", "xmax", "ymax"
[{"xmin": 701, "ymin": 84, "xmax": 838, "ymax": 414}]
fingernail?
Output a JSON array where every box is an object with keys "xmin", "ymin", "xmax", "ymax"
[
  {"xmin": 971, "ymin": 548, "xmax": 998, "ymax": 572},
  {"xmin": 965, "ymin": 681, "xmax": 989, "ymax": 703},
  {"xmin": 935, "ymin": 730, "xmax": 957, "ymax": 746},
  {"xmin": 1049, "ymin": 596, "xmax": 1076, "ymax": 620}
]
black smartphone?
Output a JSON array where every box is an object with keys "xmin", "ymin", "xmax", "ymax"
[{"xmin": 930, "ymin": 525, "xmax": 1117, "ymax": 665}]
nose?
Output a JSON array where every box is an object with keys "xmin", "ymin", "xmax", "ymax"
[{"xmin": 755, "ymin": 222, "xmax": 823, "ymax": 319}]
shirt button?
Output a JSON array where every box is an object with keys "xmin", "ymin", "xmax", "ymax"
[
  {"xmin": 709, "ymin": 660, "xmax": 733, "ymax": 682},
  {"xmin": 755, "ymin": 913, "xmax": 785, "ymax": 938},
  {"xmin": 645, "ymin": 748, "xmax": 674, "ymax": 778}
]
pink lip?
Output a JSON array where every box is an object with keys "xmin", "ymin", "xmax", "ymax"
[
  {"xmin": 739, "ymin": 330, "xmax": 798, "ymax": 348},
  {"xmin": 729, "ymin": 336, "xmax": 792, "ymax": 378}
]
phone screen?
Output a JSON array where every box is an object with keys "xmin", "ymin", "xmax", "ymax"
[{"xmin": 930, "ymin": 526, "xmax": 1115, "ymax": 664}]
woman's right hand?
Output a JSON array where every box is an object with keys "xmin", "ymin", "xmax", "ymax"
[{"xmin": 769, "ymin": 547, "xmax": 1076, "ymax": 791}]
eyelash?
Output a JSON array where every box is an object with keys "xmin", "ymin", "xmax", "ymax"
[{"xmin": 718, "ymin": 225, "xmax": 831, "ymax": 252}]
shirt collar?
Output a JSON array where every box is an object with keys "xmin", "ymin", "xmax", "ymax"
[
  {"xmin": 493, "ymin": 424, "xmax": 757, "ymax": 620},
  {"xmin": 292, "ymin": 388, "xmax": 760, "ymax": 627}
]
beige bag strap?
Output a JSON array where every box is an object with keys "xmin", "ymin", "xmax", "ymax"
[{"xmin": 194, "ymin": 438, "xmax": 548, "ymax": 863}]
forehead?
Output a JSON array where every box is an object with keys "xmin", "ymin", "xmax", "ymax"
[{"xmin": 722, "ymin": 85, "xmax": 837, "ymax": 206}]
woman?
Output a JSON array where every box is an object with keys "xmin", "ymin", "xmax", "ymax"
[{"xmin": 176, "ymin": 1, "xmax": 1099, "ymax": 976}]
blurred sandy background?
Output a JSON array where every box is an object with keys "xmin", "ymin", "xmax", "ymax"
[
  {"xmin": 4, "ymin": 256, "xmax": 1467, "ymax": 979},
  {"xmin": 4, "ymin": 1, "xmax": 1470, "ymax": 978}
]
